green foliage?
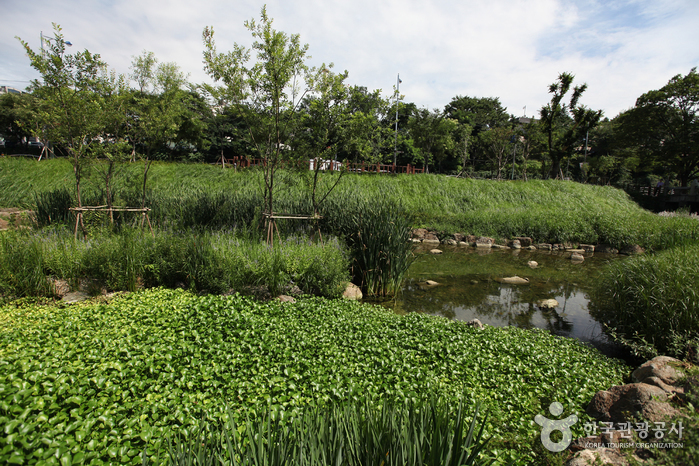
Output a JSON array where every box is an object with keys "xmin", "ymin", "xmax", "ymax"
[
  {"xmin": 591, "ymin": 244, "xmax": 699, "ymax": 360},
  {"xmin": 0, "ymin": 289, "xmax": 627, "ymax": 464},
  {"xmin": 34, "ymin": 188, "xmax": 73, "ymax": 227},
  {"xmin": 0, "ymin": 229, "xmax": 349, "ymax": 298},
  {"xmin": 166, "ymin": 396, "xmax": 494, "ymax": 466}
]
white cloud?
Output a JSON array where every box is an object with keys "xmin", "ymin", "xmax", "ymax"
[{"xmin": 2, "ymin": 0, "xmax": 697, "ymax": 118}]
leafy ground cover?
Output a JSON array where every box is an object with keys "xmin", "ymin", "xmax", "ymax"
[
  {"xmin": 0, "ymin": 289, "xmax": 628, "ymax": 464},
  {"xmin": 3, "ymin": 157, "xmax": 698, "ymax": 249}
]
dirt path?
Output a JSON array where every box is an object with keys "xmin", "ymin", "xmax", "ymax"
[{"xmin": 0, "ymin": 208, "xmax": 34, "ymax": 230}]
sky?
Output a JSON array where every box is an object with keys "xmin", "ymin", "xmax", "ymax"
[{"xmin": 2, "ymin": 0, "xmax": 698, "ymax": 119}]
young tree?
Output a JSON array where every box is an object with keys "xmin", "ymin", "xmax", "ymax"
[
  {"xmin": 408, "ymin": 108, "xmax": 457, "ymax": 173},
  {"xmin": 539, "ymin": 72, "xmax": 602, "ymax": 179},
  {"xmin": 17, "ymin": 24, "xmax": 115, "ymax": 213},
  {"xmin": 202, "ymin": 6, "xmax": 310, "ymax": 241}
]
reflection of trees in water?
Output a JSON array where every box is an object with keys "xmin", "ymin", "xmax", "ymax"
[{"xmin": 398, "ymin": 276, "xmax": 577, "ymax": 336}]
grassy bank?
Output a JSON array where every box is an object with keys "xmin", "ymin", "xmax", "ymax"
[
  {"xmin": 591, "ymin": 243, "xmax": 699, "ymax": 361},
  {"xmin": 0, "ymin": 288, "xmax": 628, "ymax": 465},
  {"xmin": 3, "ymin": 157, "xmax": 698, "ymax": 249}
]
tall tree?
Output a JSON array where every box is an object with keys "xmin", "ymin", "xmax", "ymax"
[
  {"xmin": 539, "ymin": 72, "xmax": 602, "ymax": 179},
  {"xmin": 408, "ymin": 108, "xmax": 457, "ymax": 173},
  {"xmin": 621, "ymin": 68, "xmax": 699, "ymax": 186},
  {"xmin": 203, "ymin": 6, "xmax": 310, "ymax": 241}
]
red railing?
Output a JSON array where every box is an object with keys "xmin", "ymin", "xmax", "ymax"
[{"xmin": 218, "ymin": 157, "xmax": 425, "ymax": 174}]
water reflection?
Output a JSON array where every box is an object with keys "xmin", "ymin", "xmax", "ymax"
[{"xmin": 373, "ymin": 244, "xmax": 625, "ymax": 347}]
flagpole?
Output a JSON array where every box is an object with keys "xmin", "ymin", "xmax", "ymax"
[{"xmin": 394, "ymin": 73, "xmax": 400, "ymax": 166}]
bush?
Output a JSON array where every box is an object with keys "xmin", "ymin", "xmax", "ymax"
[{"xmin": 591, "ymin": 244, "xmax": 699, "ymax": 360}]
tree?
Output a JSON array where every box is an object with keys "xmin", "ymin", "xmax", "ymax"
[
  {"xmin": 479, "ymin": 126, "xmax": 515, "ymax": 181},
  {"xmin": 203, "ymin": 6, "xmax": 310, "ymax": 242},
  {"xmin": 621, "ymin": 68, "xmax": 699, "ymax": 186},
  {"xmin": 539, "ymin": 72, "xmax": 602, "ymax": 179},
  {"xmin": 408, "ymin": 108, "xmax": 457, "ymax": 172},
  {"xmin": 0, "ymin": 92, "xmax": 37, "ymax": 152},
  {"xmin": 17, "ymin": 24, "xmax": 116, "ymax": 213}
]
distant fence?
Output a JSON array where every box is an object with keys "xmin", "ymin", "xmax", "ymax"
[{"xmin": 217, "ymin": 156, "xmax": 425, "ymax": 174}]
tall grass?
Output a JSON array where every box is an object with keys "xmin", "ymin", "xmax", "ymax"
[
  {"xmin": 165, "ymin": 396, "xmax": 493, "ymax": 466},
  {"xmin": 590, "ymin": 244, "xmax": 699, "ymax": 360},
  {"xmin": 5, "ymin": 158, "xmax": 698, "ymax": 249},
  {"xmin": 0, "ymin": 228, "xmax": 349, "ymax": 298}
]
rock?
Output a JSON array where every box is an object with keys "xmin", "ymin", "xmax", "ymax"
[
  {"xmin": 453, "ymin": 233, "xmax": 465, "ymax": 243},
  {"xmin": 445, "ymin": 239, "xmax": 457, "ymax": 245},
  {"xmin": 458, "ymin": 241, "xmax": 470, "ymax": 247},
  {"xmin": 527, "ymin": 260, "xmax": 538, "ymax": 268},
  {"xmin": 621, "ymin": 244, "xmax": 645, "ymax": 255},
  {"xmin": 510, "ymin": 239, "xmax": 521, "ymax": 249},
  {"xmin": 423, "ymin": 238, "xmax": 441, "ymax": 244},
  {"xmin": 580, "ymin": 244, "xmax": 595, "ymax": 253},
  {"xmin": 526, "ymin": 245, "xmax": 537, "ymax": 250},
  {"xmin": 430, "ymin": 249, "xmax": 443, "ymax": 254},
  {"xmin": 498, "ymin": 276, "xmax": 530, "ymax": 285},
  {"xmin": 62, "ymin": 291, "xmax": 90, "ymax": 303},
  {"xmin": 537, "ymin": 243, "xmax": 552, "ymax": 250},
  {"xmin": 467, "ymin": 318, "xmax": 484, "ymax": 329},
  {"xmin": 596, "ymin": 244, "xmax": 619, "ymax": 254},
  {"xmin": 277, "ymin": 295, "xmax": 296, "ymax": 303},
  {"xmin": 411, "ymin": 238, "xmax": 422, "ymax": 243},
  {"xmin": 424, "ymin": 280, "xmax": 439, "ymax": 286},
  {"xmin": 571, "ymin": 253, "xmax": 585, "ymax": 262},
  {"xmin": 475, "ymin": 236, "xmax": 493, "ymax": 248},
  {"xmin": 492, "ymin": 244, "xmax": 508, "ymax": 249},
  {"xmin": 514, "ymin": 236, "xmax": 532, "ymax": 247},
  {"xmin": 631, "ymin": 356, "xmax": 684, "ymax": 386},
  {"xmin": 537, "ymin": 298, "xmax": 559, "ymax": 309},
  {"xmin": 49, "ymin": 278, "xmax": 70, "ymax": 298},
  {"xmin": 586, "ymin": 383, "xmax": 679, "ymax": 423},
  {"xmin": 342, "ymin": 283, "xmax": 363, "ymax": 300},
  {"xmin": 566, "ymin": 448, "xmax": 629, "ymax": 466},
  {"xmin": 566, "ymin": 248, "xmax": 585, "ymax": 253},
  {"xmin": 412, "ymin": 228, "xmax": 429, "ymax": 240}
]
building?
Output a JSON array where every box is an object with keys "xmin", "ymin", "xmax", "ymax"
[{"xmin": 0, "ymin": 86, "xmax": 23, "ymax": 95}]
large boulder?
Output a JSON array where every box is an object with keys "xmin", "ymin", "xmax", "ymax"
[
  {"xmin": 342, "ymin": 283, "xmax": 363, "ymax": 300},
  {"xmin": 586, "ymin": 383, "xmax": 680, "ymax": 423},
  {"xmin": 632, "ymin": 356, "xmax": 684, "ymax": 387}
]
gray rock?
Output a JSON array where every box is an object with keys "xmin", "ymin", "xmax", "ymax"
[
  {"xmin": 424, "ymin": 280, "xmax": 439, "ymax": 286},
  {"xmin": 566, "ymin": 448, "xmax": 629, "ymax": 466},
  {"xmin": 537, "ymin": 243, "xmax": 553, "ymax": 250},
  {"xmin": 430, "ymin": 249, "xmax": 443, "ymax": 254},
  {"xmin": 458, "ymin": 241, "xmax": 470, "ymax": 247},
  {"xmin": 342, "ymin": 283, "xmax": 363, "ymax": 300},
  {"xmin": 467, "ymin": 318, "xmax": 484, "ymax": 329},
  {"xmin": 514, "ymin": 236, "xmax": 532, "ymax": 247},
  {"xmin": 537, "ymin": 298, "xmax": 559, "ymax": 309},
  {"xmin": 277, "ymin": 295, "xmax": 296, "ymax": 303},
  {"xmin": 510, "ymin": 239, "xmax": 521, "ymax": 249},
  {"xmin": 62, "ymin": 291, "xmax": 90, "ymax": 303},
  {"xmin": 571, "ymin": 253, "xmax": 585, "ymax": 262},
  {"xmin": 498, "ymin": 276, "xmax": 530, "ymax": 285},
  {"xmin": 445, "ymin": 239, "xmax": 457, "ymax": 245},
  {"xmin": 475, "ymin": 236, "xmax": 493, "ymax": 248},
  {"xmin": 580, "ymin": 244, "xmax": 595, "ymax": 253},
  {"xmin": 527, "ymin": 260, "xmax": 538, "ymax": 268}
]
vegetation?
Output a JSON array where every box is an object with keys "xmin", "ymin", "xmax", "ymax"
[
  {"xmin": 4, "ymin": 158, "xmax": 699, "ymax": 251},
  {"xmin": 591, "ymin": 244, "xmax": 699, "ymax": 361},
  {"xmin": 0, "ymin": 288, "xmax": 628, "ymax": 464},
  {"xmin": 0, "ymin": 228, "xmax": 349, "ymax": 298},
  {"xmin": 166, "ymin": 396, "xmax": 492, "ymax": 466}
]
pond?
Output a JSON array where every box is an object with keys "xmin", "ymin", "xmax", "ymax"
[{"xmin": 371, "ymin": 243, "xmax": 628, "ymax": 356}]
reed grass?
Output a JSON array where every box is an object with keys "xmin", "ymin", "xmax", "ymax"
[
  {"xmin": 0, "ymin": 228, "xmax": 349, "ymax": 298},
  {"xmin": 3, "ymin": 158, "xmax": 699, "ymax": 249},
  {"xmin": 164, "ymin": 396, "xmax": 493, "ymax": 466},
  {"xmin": 591, "ymin": 244, "xmax": 699, "ymax": 360}
]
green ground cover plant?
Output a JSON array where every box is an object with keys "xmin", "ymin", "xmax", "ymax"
[
  {"xmin": 591, "ymin": 244, "xmax": 699, "ymax": 361},
  {"xmin": 0, "ymin": 228, "xmax": 349, "ymax": 298},
  {"xmin": 0, "ymin": 289, "xmax": 628, "ymax": 464}
]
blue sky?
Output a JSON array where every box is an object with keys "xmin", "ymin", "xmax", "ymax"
[{"xmin": 2, "ymin": 0, "xmax": 698, "ymax": 118}]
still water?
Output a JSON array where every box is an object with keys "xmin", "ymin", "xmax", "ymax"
[{"xmin": 374, "ymin": 243, "xmax": 625, "ymax": 352}]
